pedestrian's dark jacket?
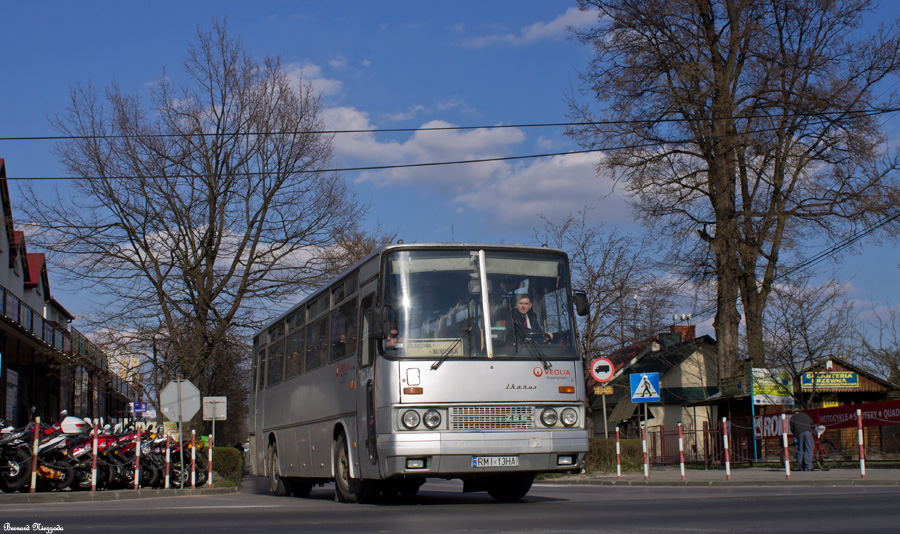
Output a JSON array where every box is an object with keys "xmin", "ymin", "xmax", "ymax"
[{"xmin": 789, "ymin": 411, "xmax": 815, "ymax": 435}]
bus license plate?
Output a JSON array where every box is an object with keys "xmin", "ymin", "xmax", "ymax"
[{"xmin": 472, "ymin": 456, "xmax": 519, "ymax": 468}]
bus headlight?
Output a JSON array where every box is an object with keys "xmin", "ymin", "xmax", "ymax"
[
  {"xmin": 423, "ymin": 409, "xmax": 441, "ymax": 429},
  {"xmin": 540, "ymin": 408, "xmax": 558, "ymax": 427},
  {"xmin": 561, "ymin": 408, "xmax": 578, "ymax": 427},
  {"xmin": 401, "ymin": 410, "xmax": 421, "ymax": 429}
]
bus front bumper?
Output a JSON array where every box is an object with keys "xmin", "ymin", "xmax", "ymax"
[{"xmin": 376, "ymin": 430, "xmax": 589, "ymax": 477}]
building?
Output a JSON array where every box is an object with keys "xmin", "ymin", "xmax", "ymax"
[
  {"xmin": 587, "ymin": 324, "xmax": 719, "ymax": 439},
  {"xmin": 0, "ymin": 158, "xmax": 138, "ymax": 426}
]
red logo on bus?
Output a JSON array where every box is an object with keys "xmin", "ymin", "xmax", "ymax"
[{"xmin": 533, "ymin": 367, "xmax": 544, "ymax": 377}]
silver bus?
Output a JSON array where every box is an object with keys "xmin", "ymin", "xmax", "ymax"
[{"xmin": 249, "ymin": 243, "xmax": 589, "ymax": 502}]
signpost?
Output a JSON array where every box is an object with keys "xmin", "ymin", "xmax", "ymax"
[
  {"xmin": 160, "ymin": 379, "xmax": 200, "ymax": 488},
  {"xmin": 630, "ymin": 373, "xmax": 660, "ymax": 440},
  {"xmin": 590, "ymin": 358, "xmax": 616, "ymax": 437},
  {"xmin": 202, "ymin": 396, "xmax": 227, "ymax": 450}
]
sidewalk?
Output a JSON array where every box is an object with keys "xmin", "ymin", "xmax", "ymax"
[{"xmin": 545, "ymin": 466, "xmax": 900, "ymax": 486}]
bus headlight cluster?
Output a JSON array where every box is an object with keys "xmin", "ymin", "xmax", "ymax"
[
  {"xmin": 540, "ymin": 407, "xmax": 579, "ymax": 428},
  {"xmin": 400, "ymin": 408, "xmax": 443, "ymax": 430}
]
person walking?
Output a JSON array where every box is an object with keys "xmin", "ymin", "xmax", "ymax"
[{"xmin": 790, "ymin": 409, "xmax": 816, "ymax": 470}]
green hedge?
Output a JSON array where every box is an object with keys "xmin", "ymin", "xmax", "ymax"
[
  {"xmin": 585, "ymin": 437, "xmax": 644, "ymax": 473},
  {"xmin": 211, "ymin": 446, "xmax": 245, "ymax": 485}
]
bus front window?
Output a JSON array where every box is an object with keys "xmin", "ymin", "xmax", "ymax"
[{"xmin": 382, "ymin": 249, "xmax": 579, "ymax": 361}]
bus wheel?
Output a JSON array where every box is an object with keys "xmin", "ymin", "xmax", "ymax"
[
  {"xmin": 333, "ymin": 434, "xmax": 377, "ymax": 503},
  {"xmin": 268, "ymin": 443, "xmax": 293, "ymax": 496},
  {"xmin": 486, "ymin": 473, "xmax": 534, "ymax": 502}
]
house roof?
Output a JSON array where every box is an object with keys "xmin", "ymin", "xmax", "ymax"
[
  {"xmin": 25, "ymin": 252, "xmax": 47, "ymax": 289},
  {"xmin": 589, "ymin": 334, "xmax": 718, "ymax": 411},
  {"xmin": 47, "ymin": 296, "xmax": 75, "ymax": 321}
]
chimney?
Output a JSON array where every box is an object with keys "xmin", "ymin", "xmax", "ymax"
[{"xmin": 670, "ymin": 324, "xmax": 695, "ymax": 342}]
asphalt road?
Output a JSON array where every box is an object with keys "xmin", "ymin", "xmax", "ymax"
[{"xmin": 2, "ymin": 475, "xmax": 899, "ymax": 533}]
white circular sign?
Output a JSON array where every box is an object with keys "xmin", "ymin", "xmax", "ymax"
[{"xmin": 590, "ymin": 357, "xmax": 615, "ymax": 383}]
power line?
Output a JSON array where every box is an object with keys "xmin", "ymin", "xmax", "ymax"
[
  {"xmin": 1, "ymin": 112, "xmax": 885, "ymax": 180},
  {"xmin": 0, "ymin": 107, "xmax": 896, "ymax": 142},
  {"xmin": 689, "ymin": 209, "xmax": 900, "ymax": 322}
]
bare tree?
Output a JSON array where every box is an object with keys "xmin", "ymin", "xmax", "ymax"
[
  {"xmin": 569, "ymin": 0, "xmax": 900, "ymax": 372},
  {"xmin": 762, "ymin": 270, "xmax": 858, "ymax": 408},
  {"xmin": 858, "ymin": 306, "xmax": 900, "ymax": 384},
  {"xmin": 19, "ymin": 20, "xmax": 364, "ymax": 399},
  {"xmin": 532, "ymin": 208, "xmax": 680, "ymax": 365}
]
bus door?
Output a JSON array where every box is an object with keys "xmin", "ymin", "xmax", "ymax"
[
  {"xmin": 355, "ymin": 294, "xmax": 379, "ymax": 479},
  {"xmin": 250, "ymin": 345, "xmax": 267, "ymax": 475}
]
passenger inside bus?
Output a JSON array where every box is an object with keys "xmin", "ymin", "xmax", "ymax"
[{"xmin": 385, "ymin": 324, "xmax": 404, "ymax": 349}]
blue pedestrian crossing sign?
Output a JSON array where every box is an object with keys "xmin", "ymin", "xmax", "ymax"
[{"xmin": 630, "ymin": 373, "xmax": 660, "ymax": 403}]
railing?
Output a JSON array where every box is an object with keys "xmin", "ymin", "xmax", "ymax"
[{"xmin": 0, "ymin": 282, "xmax": 136, "ymax": 400}]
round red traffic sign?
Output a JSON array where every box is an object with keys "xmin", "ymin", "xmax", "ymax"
[{"xmin": 590, "ymin": 357, "xmax": 615, "ymax": 383}]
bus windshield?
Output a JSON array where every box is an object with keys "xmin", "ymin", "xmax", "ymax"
[{"xmin": 382, "ymin": 249, "xmax": 579, "ymax": 361}]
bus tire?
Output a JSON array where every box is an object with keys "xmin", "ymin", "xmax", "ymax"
[
  {"xmin": 333, "ymin": 433, "xmax": 376, "ymax": 503},
  {"xmin": 267, "ymin": 443, "xmax": 293, "ymax": 496},
  {"xmin": 486, "ymin": 473, "xmax": 534, "ymax": 502}
]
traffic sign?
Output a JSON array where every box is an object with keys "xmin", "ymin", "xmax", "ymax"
[
  {"xmin": 590, "ymin": 357, "xmax": 615, "ymax": 383},
  {"xmin": 160, "ymin": 379, "xmax": 201, "ymax": 422},
  {"xmin": 129, "ymin": 402, "xmax": 147, "ymax": 414},
  {"xmin": 203, "ymin": 396, "xmax": 228, "ymax": 421},
  {"xmin": 630, "ymin": 372, "xmax": 660, "ymax": 403}
]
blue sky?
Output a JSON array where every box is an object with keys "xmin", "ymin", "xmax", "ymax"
[{"xmin": 0, "ymin": 1, "xmax": 898, "ymax": 336}]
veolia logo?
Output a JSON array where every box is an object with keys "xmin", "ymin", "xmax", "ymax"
[{"xmin": 533, "ymin": 367, "xmax": 544, "ymax": 377}]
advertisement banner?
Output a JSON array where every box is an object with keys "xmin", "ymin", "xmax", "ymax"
[
  {"xmin": 751, "ymin": 368, "xmax": 794, "ymax": 406},
  {"xmin": 754, "ymin": 399, "xmax": 900, "ymax": 439},
  {"xmin": 801, "ymin": 372, "xmax": 859, "ymax": 390}
]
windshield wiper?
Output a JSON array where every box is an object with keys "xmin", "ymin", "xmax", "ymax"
[
  {"xmin": 513, "ymin": 322, "xmax": 552, "ymax": 370},
  {"xmin": 431, "ymin": 301, "xmax": 475, "ymax": 371},
  {"xmin": 431, "ymin": 324, "xmax": 472, "ymax": 371}
]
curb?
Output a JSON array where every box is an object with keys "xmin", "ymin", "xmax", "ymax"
[
  {"xmin": 0, "ymin": 486, "xmax": 239, "ymax": 505},
  {"xmin": 543, "ymin": 478, "xmax": 900, "ymax": 487}
]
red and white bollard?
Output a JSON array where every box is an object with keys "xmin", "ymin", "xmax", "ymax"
[
  {"xmin": 30, "ymin": 416, "xmax": 40, "ymax": 493},
  {"xmin": 781, "ymin": 413, "xmax": 791, "ymax": 480},
  {"xmin": 165, "ymin": 436, "xmax": 172, "ymax": 489},
  {"xmin": 858, "ymin": 408, "xmax": 866, "ymax": 479},
  {"xmin": 191, "ymin": 430, "xmax": 197, "ymax": 489},
  {"xmin": 91, "ymin": 419, "xmax": 99, "ymax": 491},
  {"xmin": 722, "ymin": 417, "xmax": 731, "ymax": 481},
  {"xmin": 134, "ymin": 429, "xmax": 141, "ymax": 490},
  {"xmin": 677, "ymin": 422, "xmax": 685, "ymax": 481},
  {"xmin": 615, "ymin": 426, "xmax": 622, "ymax": 481},
  {"xmin": 208, "ymin": 435, "xmax": 214, "ymax": 488},
  {"xmin": 641, "ymin": 425, "xmax": 649, "ymax": 481}
]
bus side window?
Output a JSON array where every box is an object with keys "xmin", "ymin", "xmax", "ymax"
[
  {"xmin": 306, "ymin": 315, "xmax": 329, "ymax": 371},
  {"xmin": 285, "ymin": 328, "xmax": 304, "ymax": 379}
]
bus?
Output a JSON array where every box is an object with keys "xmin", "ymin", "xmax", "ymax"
[{"xmin": 248, "ymin": 243, "xmax": 590, "ymax": 502}]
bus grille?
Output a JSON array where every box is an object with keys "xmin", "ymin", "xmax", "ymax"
[{"xmin": 449, "ymin": 406, "xmax": 533, "ymax": 430}]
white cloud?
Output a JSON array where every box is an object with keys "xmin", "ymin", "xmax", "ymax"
[
  {"xmin": 322, "ymin": 105, "xmax": 630, "ymax": 230},
  {"xmin": 453, "ymin": 152, "xmax": 630, "ymax": 230},
  {"xmin": 462, "ymin": 7, "xmax": 599, "ymax": 48},
  {"xmin": 284, "ymin": 61, "xmax": 342, "ymax": 96}
]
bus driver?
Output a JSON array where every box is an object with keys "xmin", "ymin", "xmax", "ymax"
[{"xmin": 513, "ymin": 294, "xmax": 553, "ymax": 342}]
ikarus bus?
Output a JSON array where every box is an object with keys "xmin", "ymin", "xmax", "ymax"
[{"xmin": 249, "ymin": 243, "xmax": 590, "ymax": 502}]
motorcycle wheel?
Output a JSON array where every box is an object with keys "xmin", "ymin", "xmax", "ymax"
[{"xmin": 0, "ymin": 449, "xmax": 32, "ymax": 493}]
